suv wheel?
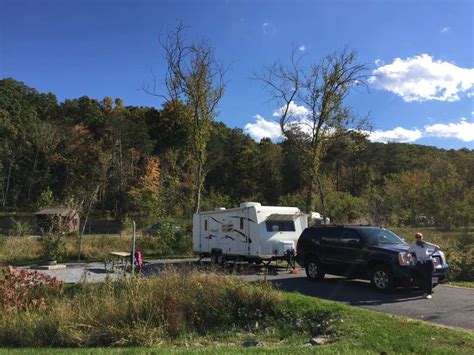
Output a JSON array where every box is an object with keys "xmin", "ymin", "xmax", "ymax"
[
  {"xmin": 305, "ymin": 258, "xmax": 325, "ymax": 281},
  {"xmin": 371, "ymin": 265, "xmax": 394, "ymax": 292}
]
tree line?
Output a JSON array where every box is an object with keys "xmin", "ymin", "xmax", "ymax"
[{"xmin": 0, "ymin": 77, "xmax": 472, "ymax": 229}]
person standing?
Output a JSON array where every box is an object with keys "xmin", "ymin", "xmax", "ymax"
[{"xmin": 408, "ymin": 232, "xmax": 440, "ymax": 299}]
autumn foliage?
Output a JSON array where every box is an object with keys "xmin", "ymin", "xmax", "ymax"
[{"xmin": 0, "ymin": 266, "xmax": 63, "ymax": 312}]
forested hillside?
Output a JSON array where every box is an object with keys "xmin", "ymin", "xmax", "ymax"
[{"xmin": 0, "ymin": 78, "xmax": 472, "ymax": 228}]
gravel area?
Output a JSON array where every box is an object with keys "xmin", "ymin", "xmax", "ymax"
[{"xmin": 15, "ymin": 258, "xmax": 198, "ymax": 283}]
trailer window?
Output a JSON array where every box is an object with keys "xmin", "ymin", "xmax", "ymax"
[
  {"xmin": 265, "ymin": 221, "xmax": 295, "ymax": 232},
  {"xmin": 204, "ymin": 220, "xmax": 207, "ymax": 231},
  {"xmin": 240, "ymin": 217, "xmax": 244, "ymax": 230}
]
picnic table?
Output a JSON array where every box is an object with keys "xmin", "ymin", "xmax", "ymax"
[{"xmin": 105, "ymin": 251, "xmax": 131, "ymax": 272}]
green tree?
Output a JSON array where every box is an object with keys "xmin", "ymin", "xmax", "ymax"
[
  {"xmin": 383, "ymin": 170, "xmax": 431, "ymax": 226},
  {"xmin": 256, "ymin": 49, "xmax": 367, "ymax": 214},
  {"xmin": 152, "ymin": 23, "xmax": 226, "ymax": 213},
  {"xmin": 128, "ymin": 156, "xmax": 161, "ymax": 224},
  {"xmin": 257, "ymin": 138, "xmax": 283, "ymax": 205}
]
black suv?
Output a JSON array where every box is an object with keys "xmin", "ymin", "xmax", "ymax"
[{"xmin": 296, "ymin": 225, "xmax": 449, "ymax": 292}]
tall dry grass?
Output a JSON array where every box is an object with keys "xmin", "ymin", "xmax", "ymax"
[
  {"xmin": 0, "ymin": 234, "xmax": 192, "ymax": 265},
  {"xmin": 0, "ymin": 270, "xmax": 290, "ymax": 347}
]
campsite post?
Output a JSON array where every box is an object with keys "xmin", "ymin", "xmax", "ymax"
[{"xmin": 131, "ymin": 221, "xmax": 136, "ymax": 274}]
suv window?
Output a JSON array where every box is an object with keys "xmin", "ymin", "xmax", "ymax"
[
  {"xmin": 359, "ymin": 228, "xmax": 404, "ymax": 245},
  {"xmin": 340, "ymin": 229, "xmax": 360, "ymax": 247},
  {"xmin": 320, "ymin": 227, "xmax": 340, "ymax": 246}
]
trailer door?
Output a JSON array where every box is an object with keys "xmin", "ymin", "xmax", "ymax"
[
  {"xmin": 234, "ymin": 210, "xmax": 250, "ymax": 256},
  {"xmin": 201, "ymin": 216, "xmax": 210, "ymax": 253},
  {"xmin": 245, "ymin": 208, "xmax": 252, "ymax": 256}
]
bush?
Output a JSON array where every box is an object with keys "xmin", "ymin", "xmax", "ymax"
[
  {"xmin": 41, "ymin": 233, "xmax": 67, "ymax": 261},
  {"xmin": 324, "ymin": 191, "xmax": 368, "ymax": 223},
  {"xmin": 9, "ymin": 218, "xmax": 32, "ymax": 237},
  {"xmin": 445, "ymin": 232, "xmax": 474, "ymax": 282},
  {"xmin": 0, "ymin": 266, "xmax": 63, "ymax": 312},
  {"xmin": 138, "ymin": 219, "xmax": 192, "ymax": 257}
]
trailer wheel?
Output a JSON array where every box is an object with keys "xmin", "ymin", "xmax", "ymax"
[
  {"xmin": 217, "ymin": 253, "xmax": 226, "ymax": 265},
  {"xmin": 210, "ymin": 251, "xmax": 219, "ymax": 265},
  {"xmin": 305, "ymin": 257, "xmax": 325, "ymax": 281}
]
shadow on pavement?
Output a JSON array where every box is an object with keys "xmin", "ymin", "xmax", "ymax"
[
  {"xmin": 86, "ymin": 267, "xmax": 108, "ymax": 274},
  {"xmin": 142, "ymin": 260, "xmax": 285, "ymax": 276},
  {"xmin": 271, "ymin": 276, "xmax": 424, "ymax": 306}
]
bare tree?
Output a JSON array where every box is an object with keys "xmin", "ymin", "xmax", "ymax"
[
  {"xmin": 256, "ymin": 49, "xmax": 368, "ymax": 214},
  {"xmin": 146, "ymin": 23, "xmax": 226, "ymax": 213}
]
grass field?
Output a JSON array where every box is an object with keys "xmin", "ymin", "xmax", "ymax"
[
  {"xmin": 448, "ymin": 281, "xmax": 474, "ymax": 288},
  {"xmin": 0, "ymin": 270, "xmax": 473, "ymax": 353}
]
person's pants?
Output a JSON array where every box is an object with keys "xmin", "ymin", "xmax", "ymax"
[{"xmin": 416, "ymin": 261, "xmax": 434, "ymax": 294}]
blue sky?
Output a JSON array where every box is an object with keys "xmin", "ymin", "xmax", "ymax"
[{"xmin": 1, "ymin": 0, "xmax": 473, "ymax": 149}]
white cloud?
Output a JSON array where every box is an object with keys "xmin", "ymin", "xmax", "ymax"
[
  {"xmin": 441, "ymin": 27, "xmax": 451, "ymax": 33},
  {"xmin": 375, "ymin": 59, "xmax": 385, "ymax": 67},
  {"xmin": 366, "ymin": 118, "xmax": 474, "ymax": 144},
  {"xmin": 272, "ymin": 101, "xmax": 310, "ymax": 118},
  {"xmin": 367, "ymin": 127, "xmax": 423, "ymax": 143},
  {"xmin": 244, "ymin": 115, "xmax": 283, "ymax": 142},
  {"xmin": 246, "ymin": 102, "xmax": 474, "ymax": 144},
  {"xmin": 298, "ymin": 45, "xmax": 306, "ymax": 51},
  {"xmin": 369, "ymin": 54, "xmax": 474, "ymax": 102},
  {"xmin": 245, "ymin": 105, "xmax": 316, "ymax": 142},
  {"xmin": 424, "ymin": 118, "xmax": 474, "ymax": 142}
]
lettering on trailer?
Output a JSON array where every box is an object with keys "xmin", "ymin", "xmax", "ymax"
[
  {"xmin": 204, "ymin": 234, "xmax": 236, "ymax": 241},
  {"xmin": 204, "ymin": 215, "xmax": 253, "ymax": 243},
  {"xmin": 222, "ymin": 224, "xmax": 233, "ymax": 232},
  {"xmin": 232, "ymin": 229, "xmax": 252, "ymax": 244}
]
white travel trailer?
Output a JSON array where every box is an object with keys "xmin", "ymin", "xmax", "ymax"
[{"xmin": 193, "ymin": 202, "xmax": 308, "ymax": 263}]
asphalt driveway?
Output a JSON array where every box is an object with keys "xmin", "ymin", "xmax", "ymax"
[{"xmin": 247, "ymin": 271, "xmax": 474, "ymax": 331}]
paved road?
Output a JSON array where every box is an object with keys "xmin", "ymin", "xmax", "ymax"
[
  {"xmin": 20, "ymin": 261, "xmax": 474, "ymax": 331},
  {"xmin": 241, "ymin": 270, "xmax": 474, "ymax": 331}
]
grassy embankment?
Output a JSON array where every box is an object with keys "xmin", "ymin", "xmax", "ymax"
[{"xmin": 0, "ymin": 269, "xmax": 473, "ymax": 354}]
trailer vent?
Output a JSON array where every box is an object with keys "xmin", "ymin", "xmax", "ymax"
[{"xmin": 240, "ymin": 202, "xmax": 261, "ymax": 208}]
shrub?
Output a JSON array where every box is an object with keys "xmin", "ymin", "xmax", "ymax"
[
  {"xmin": 324, "ymin": 191, "xmax": 368, "ymax": 223},
  {"xmin": 138, "ymin": 219, "xmax": 192, "ymax": 257},
  {"xmin": 445, "ymin": 231, "xmax": 474, "ymax": 282},
  {"xmin": 0, "ymin": 266, "xmax": 63, "ymax": 312},
  {"xmin": 9, "ymin": 218, "xmax": 32, "ymax": 237},
  {"xmin": 41, "ymin": 233, "xmax": 66, "ymax": 261}
]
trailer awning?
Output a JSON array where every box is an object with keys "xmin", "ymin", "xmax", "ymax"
[{"xmin": 266, "ymin": 213, "xmax": 305, "ymax": 221}]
